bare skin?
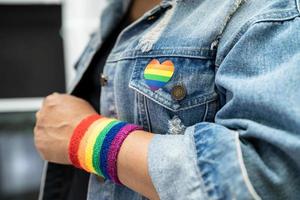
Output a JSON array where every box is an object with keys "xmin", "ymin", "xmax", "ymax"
[
  {"xmin": 130, "ymin": 0, "xmax": 161, "ymax": 21},
  {"xmin": 35, "ymin": 1, "xmax": 161, "ymax": 200},
  {"xmin": 35, "ymin": 94, "xmax": 159, "ymax": 199}
]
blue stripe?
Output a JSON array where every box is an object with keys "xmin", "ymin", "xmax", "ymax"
[
  {"xmin": 99, "ymin": 122, "xmax": 127, "ymax": 179},
  {"xmin": 145, "ymin": 79, "xmax": 166, "ymax": 88}
]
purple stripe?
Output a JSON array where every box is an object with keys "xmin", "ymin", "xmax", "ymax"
[
  {"xmin": 149, "ymin": 86, "xmax": 160, "ymax": 91},
  {"xmin": 106, "ymin": 124, "xmax": 142, "ymax": 184}
]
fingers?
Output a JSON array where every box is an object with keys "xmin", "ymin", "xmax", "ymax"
[
  {"xmin": 42, "ymin": 92, "xmax": 61, "ymax": 107},
  {"xmin": 35, "ymin": 110, "xmax": 40, "ymax": 119},
  {"xmin": 35, "ymin": 109, "xmax": 45, "ymax": 125},
  {"xmin": 33, "ymin": 125, "xmax": 39, "ymax": 138},
  {"xmin": 45, "ymin": 92, "xmax": 59, "ymax": 102},
  {"xmin": 38, "ymin": 92, "xmax": 66, "ymax": 124}
]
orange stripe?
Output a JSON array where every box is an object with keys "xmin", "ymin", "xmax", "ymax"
[
  {"xmin": 149, "ymin": 59, "xmax": 160, "ymax": 65},
  {"xmin": 146, "ymin": 63, "xmax": 174, "ymax": 71},
  {"xmin": 78, "ymin": 118, "xmax": 105, "ymax": 171},
  {"xmin": 162, "ymin": 60, "xmax": 174, "ymax": 66}
]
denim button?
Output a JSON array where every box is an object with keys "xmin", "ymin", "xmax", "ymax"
[
  {"xmin": 171, "ymin": 85, "xmax": 186, "ymax": 101},
  {"xmin": 100, "ymin": 73, "xmax": 108, "ymax": 86}
]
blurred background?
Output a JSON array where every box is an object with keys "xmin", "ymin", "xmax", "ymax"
[{"xmin": 0, "ymin": 0, "xmax": 106, "ymax": 199}]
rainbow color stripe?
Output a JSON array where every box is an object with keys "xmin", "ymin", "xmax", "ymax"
[
  {"xmin": 144, "ymin": 59, "xmax": 175, "ymax": 91},
  {"xmin": 69, "ymin": 114, "xmax": 142, "ymax": 183}
]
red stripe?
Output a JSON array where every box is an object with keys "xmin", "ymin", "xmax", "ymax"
[{"xmin": 69, "ymin": 114, "xmax": 101, "ymax": 168}]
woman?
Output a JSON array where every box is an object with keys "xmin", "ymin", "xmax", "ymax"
[{"xmin": 34, "ymin": 0, "xmax": 300, "ymax": 199}]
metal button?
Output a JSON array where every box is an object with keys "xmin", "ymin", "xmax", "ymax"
[
  {"xmin": 100, "ymin": 73, "xmax": 108, "ymax": 86},
  {"xmin": 171, "ymin": 85, "xmax": 186, "ymax": 101}
]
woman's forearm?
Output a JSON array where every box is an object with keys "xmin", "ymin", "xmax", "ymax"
[
  {"xmin": 34, "ymin": 94, "xmax": 159, "ymax": 199},
  {"xmin": 117, "ymin": 130, "xmax": 159, "ymax": 200}
]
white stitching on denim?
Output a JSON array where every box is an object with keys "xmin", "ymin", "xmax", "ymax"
[
  {"xmin": 215, "ymin": 9, "xmax": 300, "ymax": 66},
  {"xmin": 234, "ymin": 132, "xmax": 262, "ymax": 200},
  {"xmin": 202, "ymin": 102, "xmax": 209, "ymax": 122},
  {"xmin": 129, "ymin": 83, "xmax": 218, "ymax": 112},
  {"xmin": 138, "ymin": 2, "xmax": 177, "ymax": 52}
]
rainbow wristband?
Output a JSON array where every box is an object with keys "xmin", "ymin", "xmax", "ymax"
[
  {"xmin": 99, "ymin": 121, "xmax": 127, "ymax": 178},
  {"xmin": 106, "ymin": 124, "xmax": 143, "ymax": 183},
  {"xmin": 69, "ymin": 114, "xmax": 142, "ymax": 183},
  {"xmin": 69, "ymin": 114, "xmax": 101, "ymax": 168},
  {"xmin": 78, "ymin": 117, "xmax": 106, "ymax": 171},
  {"xmin": 85, "ymin": 118, "xmax": 116, "ymax": 174},
  {"xmin": 91, "ymin": 119, "xmax": 119, "ymax": 176}
]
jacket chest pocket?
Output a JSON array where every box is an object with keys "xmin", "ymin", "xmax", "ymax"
[{"xmin": 129, "ymin": 55, "xmax": 219, "ymax": 133}]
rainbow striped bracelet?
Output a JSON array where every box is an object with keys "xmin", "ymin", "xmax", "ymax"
[{"xmin": 68, "ymin": 114, "xmax": 142, "ymax": 183}]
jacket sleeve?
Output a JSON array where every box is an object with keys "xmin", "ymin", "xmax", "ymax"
[{"xmin": 147, "ymin": 16, "xmax": 300, "ymax": 200}]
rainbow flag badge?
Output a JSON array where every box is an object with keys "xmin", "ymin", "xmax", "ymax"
[{"xmin": 143, "ymin": 59, "xmax": 175, "ymax": 91}]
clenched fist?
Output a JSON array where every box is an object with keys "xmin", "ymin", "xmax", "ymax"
[{"xmin": 34, "ymin": 93, "xmax": 97, "ymax": 164}]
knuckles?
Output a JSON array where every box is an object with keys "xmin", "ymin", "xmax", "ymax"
[
  {"xmin": 34, "ymin": 93, "xmax": 71, "ymax": 162},
  {"xmin": 44, "ymin": 94, "xmax": 59, "ymax": 106},
  {"xmin": 38, "ymin": 94, "xmax": 63, "ymax": 120},
  {"xmin": 35, "ymin": 111, "xmax": 45, "ymax": 125},
  {"xmin": 44, "ymin": 92, "xmax": 68, "ymax": 105}
]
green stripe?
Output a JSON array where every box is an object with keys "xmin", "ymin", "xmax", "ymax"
[
  {"xmin": 92, "ymin": 120, "xmax": 119, "ymax": 176},
  {"xmin": 144, "ymin": 74, "xmax": 170, "ymax": 82}
]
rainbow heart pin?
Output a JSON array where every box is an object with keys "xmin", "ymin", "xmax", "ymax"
[{"xmin": 144, "ymin": 59, "xmax": 175, "ymax": 91}]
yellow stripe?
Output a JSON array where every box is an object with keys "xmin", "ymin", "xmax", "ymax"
[
  {"xmin": 78, "ymin": 118, "xmax": 105, "ymax": 171},
  {"xmin": 84, "ymin": 118, "xmax": 115, "ymax": 173},
  {"xmin": 144, "ymin": 69, "xmax": 174, "ymax": 77}
]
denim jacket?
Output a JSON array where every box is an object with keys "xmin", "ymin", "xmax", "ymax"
[{"xmin": 40, "ymin": 0, "xmax": 300, "ymax": 199}]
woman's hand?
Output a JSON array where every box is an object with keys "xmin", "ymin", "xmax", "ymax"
[
  {"xmin": 34, "ymin": 93, "xmax": 159, "ymax": 199},
  {"xmin": 34, "ymin": 93, "xmax": 97, "ymax": 164}
]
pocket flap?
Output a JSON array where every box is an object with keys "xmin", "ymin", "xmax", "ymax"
[{"xmin": 129, "ymin": 56, "xmax": 218, "ymax": 112}]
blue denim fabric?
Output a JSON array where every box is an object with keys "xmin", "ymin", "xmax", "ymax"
[{"xmin": 69, "ymin": 0, "xmax": 300, "ymax": 199}]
